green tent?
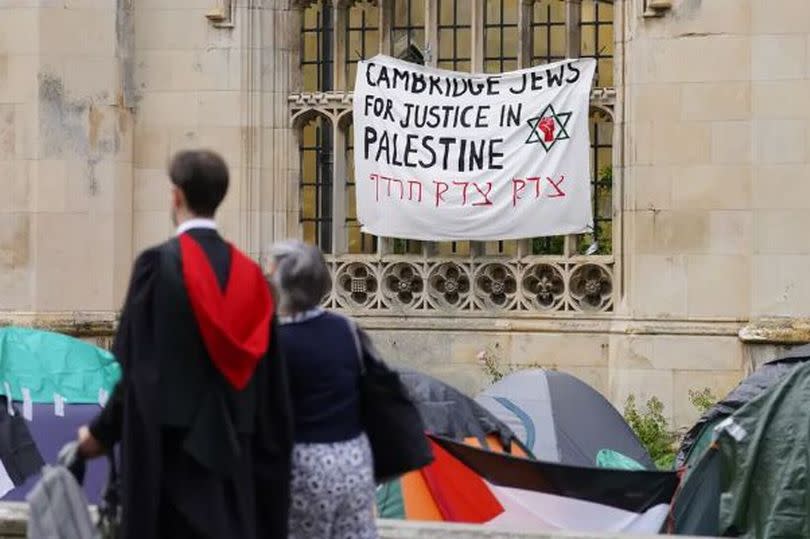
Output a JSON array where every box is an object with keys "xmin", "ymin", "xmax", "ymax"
[
  {"xmin": 0, "ymin": 327, "xmax": 120, "ymax": 404},
  {"xmin": 670, "ymin": 444, "xmax": 722, "ymax": 536},
  {"xmin": 717, "ymin": 361, "xmax": 810, "ymax": 538}
]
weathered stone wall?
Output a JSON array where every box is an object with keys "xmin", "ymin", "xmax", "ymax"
[
  {"xmin": 130, "ymin": 0, "xmax": 299, "ymax": 260},
  {"xmin": 623, "ymin": 0, "xmax": 810, "ymax": 321},
  {"xmin": 3, "ymin": 0, "xmax": 810, "ymax": 430},
  {"xmin": 625, "ymin": 0, "xmax": 810, "ymax": 319},
  {"xmin": 362, "ymin": 316, "xmax": 745, "ymax": 427},
  {"xmin": 0, "ymin": 1, "xmax": 134, "ymax": 312},
  {"xmin": 0, "ymin": 0, "xmax": 298, "ymax": 312}
]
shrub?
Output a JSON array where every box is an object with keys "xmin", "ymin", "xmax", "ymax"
[
  {"xmin": 623, "ymin": 395, "xmax": 677, "ymax": 470},
  {"xmin": 479, "ymin": 349, "xmax": 505, "ymax": 383},
  {"xmin": 688, "ymin": 387, "xmax": 717, "ymax": 415}
]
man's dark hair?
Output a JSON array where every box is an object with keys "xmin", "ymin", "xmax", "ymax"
[{"xmin": 168, "ymin": 150, "xmax": 229, "ymax": 217}]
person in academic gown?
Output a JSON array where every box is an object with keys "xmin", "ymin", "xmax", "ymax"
[{"xmin": 76, "ymin": 150, "xmax": 294, "ymax": 539}]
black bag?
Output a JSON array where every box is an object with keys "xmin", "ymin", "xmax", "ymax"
[{"xmin": 346, "ymin": 319, "xmax": 433, "ymax": 483}]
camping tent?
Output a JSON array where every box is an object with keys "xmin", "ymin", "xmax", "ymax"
[
  {"xmin": 669, "ymin": 446, "xmax": 722, "ymax": 536},
  {"xmin": 0, "ymin": 328, "xmax": 121, "ymax": 503},
  {"xmin": 379, "ymin": 371, "xmax": 677, "ymax": 533},
  {"xmin": 676, "ymin": 344, "xmax": 810, "ymax": 468},
  {"xmin": 716, "ymin": 360, "xmax": 810, "ymax": 537},
  {"xmin": 670, "ymin": 347, "xmax": 810, "ymax": 537},
  {"xmin": 422, "ymin": 435, "xmax": 677, "ymax": 533},
  {"xmin": 399, "ymin": 370, "xmax": 524, "ymax": 451},
  {"xmin": 476, "ymin": 369, "xmax": 652, "ymax": 468}
]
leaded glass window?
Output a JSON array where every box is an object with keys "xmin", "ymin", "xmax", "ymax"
[{"xmin": 295, "ymin": 0, "xmax": 616, "ymax": 261}]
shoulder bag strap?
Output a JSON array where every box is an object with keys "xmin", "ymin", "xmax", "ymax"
[{"xmin": 343, "ymin": 315, "xmax": 365, "ymax": 376}]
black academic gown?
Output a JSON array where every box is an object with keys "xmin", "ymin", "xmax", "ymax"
[{"xmin": 89, "ymin": 228, "xmax": 293, "ymax": 539}]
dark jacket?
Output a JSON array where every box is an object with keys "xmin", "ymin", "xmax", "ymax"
[{"xmin": 279, "ymin": 311, "xmax": 363, "ymax": 444}]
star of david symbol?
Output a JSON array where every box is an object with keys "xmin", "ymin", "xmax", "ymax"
[{"xmin": 525, "ymin": 104, "xmax": 573, "ymax": 152}]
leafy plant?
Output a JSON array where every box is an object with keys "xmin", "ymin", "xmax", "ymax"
[
  {"xmin": 531, "ymin": 235, "xmax": 565, "ymax": 255},
  {"xmin": 598, "ymin": 165, "xmax": 613, "ymax": 184},
  {"xmin": 688, "ymin": 387, "xmax": 717, "ymax": 415},
  {"xmin": 479, "ymin": 349, "xmax": 505, "ymax": 383},
  {"xmin": 479, "ymin": 353, "xmax": 544, "ymax": 385},
  {"xmin": 392, "ymin": 238, "xmax": 408, "ymax": 254},
  {"xmin": 623, "ymin": 395, "xmax": 677, "ymax": 470}
]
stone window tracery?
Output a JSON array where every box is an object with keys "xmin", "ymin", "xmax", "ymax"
[{"xmin": 290, "ymin": 0, "xmax": 618, "ymax": 315}]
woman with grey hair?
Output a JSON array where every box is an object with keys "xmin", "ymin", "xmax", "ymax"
[{"xmin": 267, "ymin": 240, "xmax": 378, "ymax": 539}]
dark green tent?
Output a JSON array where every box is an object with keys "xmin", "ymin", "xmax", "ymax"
[
  {"xmin": 716, "ymin": 361, "xmax": 810, "ymax": 538},
  {"xmin": 671, "ymin": 349, "xmax": 810, "ymax": 537},
  {"xmin": 677, "ymin": 344, "xmax": 810, "ymax": 469},
  {"xmin": 669, "ymin": 447, "xmax": 721, "ymax": 536}
]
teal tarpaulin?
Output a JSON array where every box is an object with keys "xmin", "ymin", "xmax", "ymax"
[
  {"xmin": 0, "ymin": 327, "xmax": 120, "ymax": 404},
  {"xmin": 595, "ymin": 449, "xmax": 646, "ymax": 470}
]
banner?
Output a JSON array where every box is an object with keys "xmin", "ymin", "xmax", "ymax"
[{"xmin": 352, "ymin": 55, "xmax": 596, "ymax": 241}]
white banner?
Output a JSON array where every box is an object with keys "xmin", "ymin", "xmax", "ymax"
[{"xmin": 352, "ymin": 55, "xmax": 596, "ymax": 241}]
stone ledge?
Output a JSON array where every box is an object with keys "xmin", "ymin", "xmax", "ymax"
[
  {"xmin": 0, "ymin": 312, "xmax": 117, "ymax": 338},
  {"xmin": 739, "ymin": 318, "xmax": 810, "ymax": 345},
  {"xmin": 356, "ymin": 315, "xmax": 744, "ymax": 338},
  {"xmin": 13, "ymin": 312, "xmax": 810, "ymax": 345},
  {"xmin": 0, "ymin": 504, "xmax": 714, "ymax": 539},
  {"xmin": 377, "ymin": 520, "xmax": 709, "ymax": 538},
  {"xmin": 0, "ymin": 502, "xmax": 26, "ymax": 537},
  {"xmin": 0, "ymin": 311, "xmax": 748, "ymax": 339}
]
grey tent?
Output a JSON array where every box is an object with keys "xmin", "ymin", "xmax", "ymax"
[
  {"xmin": 398, "ymin": 369, "xmax": 525, "ymax": 453},
  {"xmin": 475, "ymin": 369, "xmax": 652, "ymax": 469}
]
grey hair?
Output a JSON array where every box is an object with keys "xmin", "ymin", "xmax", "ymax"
[{"xmin": 267, "ymin": 240, "xmax": 331, "ymax": 314}]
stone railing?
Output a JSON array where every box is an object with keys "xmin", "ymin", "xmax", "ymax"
[
  {"xmin": 0, "ymin": 503, "xmax": 714, "ymax": 539},
  {"xmin": 323, "ymin": 255, "xmax": 615, "ymax": 315}
]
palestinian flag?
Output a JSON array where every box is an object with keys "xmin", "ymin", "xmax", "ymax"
[
  {"xmin": 380, "ymin": 435, "xmax": 678, "ymax": 534},
  {"xmin": 377, "ymin": 433, "xmax": 529, "ymax": 521}
]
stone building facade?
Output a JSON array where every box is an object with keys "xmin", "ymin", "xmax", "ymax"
[{"xmin": 1, "ymin": 0, "xmax": 808, "ymax": 428}]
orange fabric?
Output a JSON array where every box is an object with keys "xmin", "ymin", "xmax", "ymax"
[
  {"xmin": 463, "ymin": 436, "xmax": 483, "ymax": 448},
  {"xmin": 464, "ymin": 435, "xmax": 529, "ymax": 458},
  {"xmin": 510, "ymin": 443, "xmax": 528, "ymax": 458},
  {"xmin": 419, "ymin": 439, "xmax": 504, "ymax": 523},
  {"xmin": 401, "ymin": 471, "xmax": 443, "ymax": 521}
]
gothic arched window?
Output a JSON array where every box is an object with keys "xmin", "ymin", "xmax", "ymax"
[{"xmin": 291, "ymin": 0, "xmax": 617, "ymax": 313}]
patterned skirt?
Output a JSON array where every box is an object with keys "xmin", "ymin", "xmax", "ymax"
[{"xmin": 288, "ymin": 433, "xmax": 378, "ymax": 539}]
